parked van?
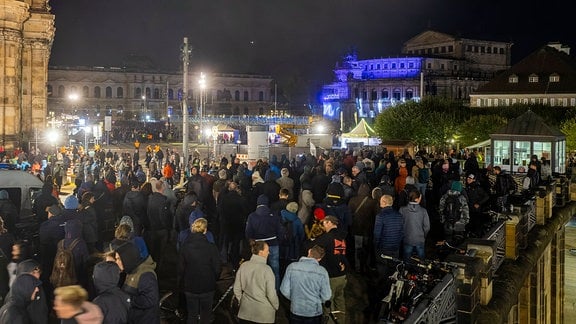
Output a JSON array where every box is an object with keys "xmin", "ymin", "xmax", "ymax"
[{"xmin": 0, "ymin": 168, "xmax": 44, "ymax": 240}]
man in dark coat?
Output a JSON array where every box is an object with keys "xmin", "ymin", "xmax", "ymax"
[
  {"xmin": 218, "ymin": 182, "xmax": 250, "ymax": 267},
  {"xmin": 123, "ymin": 181, "xmax": 147, "ymax": 235},
  {"xmin": 32, "ymin": 182, "xmax": 58, "ymax": 224},
  {"xmin": 93, "ymin": 261, "xmax": 131, "ymax": 324},
  {"xmin": 145, "ymin": 180, "xmax": 172, "ymax": 269},
  {"xmin": 0, "ymin": 190, "xmax": 18, "ymax": 235},
  {"xmin": 178, "ymin": 218, "xmax": 222, "ymax": 324},
  {"xmin": 38, "ymin": 204, "xmax": 66, "ymax": 290},
  {"xmin": 311, "ymin": 166, "xmax": 331, "ymax": 205}
]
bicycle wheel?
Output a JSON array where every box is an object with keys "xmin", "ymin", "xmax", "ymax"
[{"xmin": 159, "ymin": 291, "xmax": 185, "ymax": 323}]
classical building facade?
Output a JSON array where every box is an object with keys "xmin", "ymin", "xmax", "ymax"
[
  {"xmin": 0, "ymin": 0, "xmax": 54, "ymax": 149},
  {"xmin": 470, "ymin": 43, "xmax": 576, "ymax": 108},
  {"xmin": 321, "ymin": 30, "xmax": 512, "ymax": 130},
  {"xmin": 47, "ymin": 66, "xmax": 275, "ymax": 126}
]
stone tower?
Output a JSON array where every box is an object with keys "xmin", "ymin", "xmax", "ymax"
[{"xmin": 0, "ymin": 0, "xmax": 54, "ymax": 150}]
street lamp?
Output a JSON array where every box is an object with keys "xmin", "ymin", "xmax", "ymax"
[
  {"xmin": 141, "ymin": 95, "xmax": 147, "ymax": 127},
  {"xmin": 84, "ymin": 126, "xmax": 91, "ymax": 155},
  {"xmin": 199, "ymin": 72, "xmax": 206, "ymax": 143}
]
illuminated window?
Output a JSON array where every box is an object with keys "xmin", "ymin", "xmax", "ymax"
[
  {"xmin": 508, "ymin": 75, "xmax": 518, "ymax": 83},
  {"xmin": 549, "ymin": 74, "xmax": 560, "ymax": 82},
  {"xmin": 528, "ymin": 74, "xmax": 539, "ymax": 83},
  {"xmin": 392, "ymin": 63, "xmax": 396, "ymax": 69}
]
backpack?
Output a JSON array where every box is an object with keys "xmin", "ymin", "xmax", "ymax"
[
  {"xmin": 50, "ymin": 238, "xmax": 80, "ymax": 288},
  {"xmin": 505, "ymin": 174, "xmax": 517, "ymax": 193},
  {"xmin": 417, "ymin": 167, "xmax": 430, "ymax": 184},
  {"xmin": 443, "ymin": 194, "xmax": 462, "ymax": 224},
  {"xmin": 280, "ymin": 219, "xmax": 294, "ymax": 247}
]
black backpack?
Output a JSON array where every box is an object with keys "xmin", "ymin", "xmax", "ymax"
[
  {"xmin": 443, "ymin": 194, "xmax": 462, "ymax": 224},
  {"xmin": 280, "ymin": 219, "xmax": 294, "ymax": 247},
  {"xmin": 505, "ymin": 174, "xmax": 517, "ymax": 193}
]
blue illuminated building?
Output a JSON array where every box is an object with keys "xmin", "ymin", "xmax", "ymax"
[{"xmin": 322, "ymin": 30, "xmax": 513, "ymax": 131}]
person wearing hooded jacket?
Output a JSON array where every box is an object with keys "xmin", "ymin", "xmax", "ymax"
[
  {"xmin": 245, "ymin": 194, "xmax": 283, "ymax": 290},
  {"xmin": 32, "ymin": 181, "xmax": 59, "ymax": 224},
  {"xmin": 57, "ymin": 218, "xmax": 90, "ymax": 288},
  {"xmin": 92, "ymin": 261, "xmax": 131, "ymax": 324},
  {"xmin": 0, "ymin": 273, "xmax": 43, "ymax": 323},
  {"xmin": 115, "ymin": 241, "xmax": 160, "ymax": 324}
]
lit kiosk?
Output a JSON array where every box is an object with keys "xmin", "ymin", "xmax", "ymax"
[{"xmin": 490, "ymin": 110, "xmax": 566, "ymax": 174}]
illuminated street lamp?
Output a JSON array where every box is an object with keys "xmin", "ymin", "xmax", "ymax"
[
  {"xmin": 199, "ymin": 72, "xmax": 206, "ymax": 143},
  {"xmin": 142, "ymin": 95, "xmax": 147, "ymax": 127},
  {"xmin": 84, "ymin": 126, "xmax": 91, "ymax": 155}
]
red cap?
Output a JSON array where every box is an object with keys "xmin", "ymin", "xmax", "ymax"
[{"xmin": 313, "ymin": 208, "xmax": 326, "ymax": 220}]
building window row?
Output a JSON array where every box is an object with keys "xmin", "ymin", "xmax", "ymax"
[
  {"xmin": 356, "ymin": 88, "xmax": 415, "ymax": 101},
  {"xmin": 476, "ymin": 97, "xmax": 576, "ymax": 107},
  {"xmin": 508, "ymin": 73, "xmax": 561, "ymax": 84},
  {"xmin": 49, "ymin": 84, "xmax": 267, "ymax": 103},
  {"xmin": 466, "ymin": 45, "xmax": 505, "ymax": 54},
  {"xmin": 407, "ymin": 45, "xmax": 454, "ymax": 55},
  {"xmin": 364, "ymin": 61, "xmax": 416, "ymax": 71}
]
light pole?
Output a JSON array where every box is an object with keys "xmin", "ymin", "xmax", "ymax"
[
  {"xmin": 199, "ymin": 72, "xmax": 206, "ymax": 144},
  {"xmin": 84, "ymin": 126, "xmax": 91, "ymax": 155},
  {"xmin": 142, "ymin": 95, "xmax": 147, "ymax": 128}
]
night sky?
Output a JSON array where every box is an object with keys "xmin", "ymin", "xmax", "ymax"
[{"xmin": 48, "ymin": 0, "xmax": 574, "ymax": 96}]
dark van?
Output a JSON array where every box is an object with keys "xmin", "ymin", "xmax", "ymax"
[{"xmin": 0, "ymin": 168, "xmax": 44, "ymax": 241}]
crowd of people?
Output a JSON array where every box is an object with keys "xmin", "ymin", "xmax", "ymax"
[{"xmin": 0, "ymin": 142, "xmax": 552, "ymax": 323}]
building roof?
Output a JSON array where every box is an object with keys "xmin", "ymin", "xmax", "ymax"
[
  {"xmin": 475, "ymin": 44, "xmax": 576, "ymax": 94},
  {"xmin": 491, "ymin": 110, "xmax": 565, "ymax": 138}
]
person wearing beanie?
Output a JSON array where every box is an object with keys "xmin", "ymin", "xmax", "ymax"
[
  {"xmin": 64, "ymin": 195, "xmax": 79, "ymax": 210},
  {"xmin": 280, "ymin": 202, "xmax": 305, "ymax": 262},
  {"xmin": 298, "ymin": 181, "xmax": 315, "ymax": 226},
  {"xmin": 92, "ymin": 261, "xmax": 131, "ymax": 324},
  {"xmin": 212, "ymin": 168, "xmax": 229, "ymax": 203},
  {"xmin": 245, "ymin": 194, "xmax": 283, "ymax": 289},
  {"xmin": 115, "ymin": 241, "xmax": 160, "ymax": 323},
  {"xmin": 0, "ymin": 273, "xmax": 44, "ymax": 323}
]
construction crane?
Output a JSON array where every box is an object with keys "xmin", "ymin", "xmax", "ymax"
[{"xmin": 276, "ymin": 116, "xmax": 323, "ymax": 147}]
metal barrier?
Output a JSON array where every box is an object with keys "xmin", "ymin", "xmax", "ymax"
[
  {"xmin": 483, "ymin": 220, "xmax": 506, "ymax": 271},
  {"xmin": 406, "ymin": 271, "xmax": 458, "ymax": 323}
]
